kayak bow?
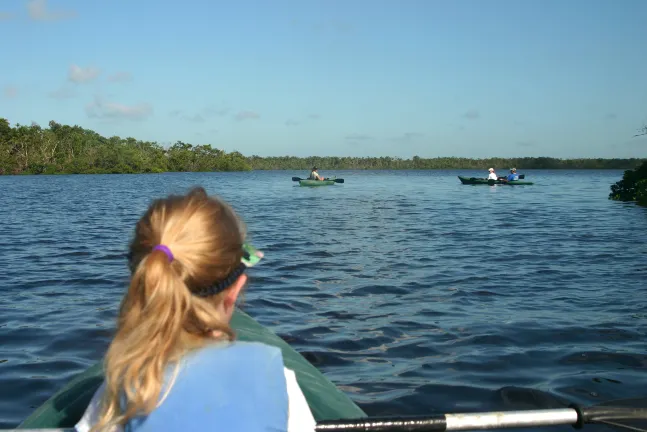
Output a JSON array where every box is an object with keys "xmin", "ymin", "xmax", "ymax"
[{"xmin": 16, "ymin": 310, "xmax": 365, "ymax": 429}]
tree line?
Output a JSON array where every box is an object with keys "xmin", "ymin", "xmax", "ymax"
[
  {"xmin": 0, "ymin": 119, "xmax": 250, "ymax": 174},
  {"xmin": 1, "ymin": 118, "xmax": 645, "ymax": 175},
  {"xmin": 248, "ymin": 155, "xmax": 644, "ymax": 170}
]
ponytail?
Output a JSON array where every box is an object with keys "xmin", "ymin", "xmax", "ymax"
[{"xmin": 92, "ymin": 250, "xmax": 191, "ymax": 431}]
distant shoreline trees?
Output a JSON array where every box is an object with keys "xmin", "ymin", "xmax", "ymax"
[
  {"xmin": 248, "ymin": 155, "xmax": 644, "ymax": 170},
  {"xmin": 0, "ymin": 118, "xmax": 645, "ymax": 175}
]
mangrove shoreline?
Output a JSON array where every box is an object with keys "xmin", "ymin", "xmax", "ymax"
[{"xmin": 1, "ymin": 118, "xmax": 645, "ymax": 175}]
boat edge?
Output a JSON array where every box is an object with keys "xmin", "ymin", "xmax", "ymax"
[{"xmin": 17, "ymin": 309, "xmax": 366, "ymax": 429}]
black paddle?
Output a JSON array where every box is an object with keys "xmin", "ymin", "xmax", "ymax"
[
  {"xmin": 291, "ymin": 177, "xmax": 345, "ymax": 184},
  {"xmin": 316, "ymin": 401, "xmax": 647, "ymax": 432}
]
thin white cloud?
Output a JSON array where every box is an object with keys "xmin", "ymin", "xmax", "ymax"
[
  {"xmin": 234, "ymin": 110, "xmax": 260, "ymax": 121},
  {"xmin": 172, "ymin": 105, "xmax": 229, "ymax": 121},
  {"xmin": 462, "ymin": 109, "xmax": 480, "ymax": 120},
  {"xmin": 48, "ymin": 85, "xmax": 77, "ymax": 100},
  {"xmin": 3, "ymin": 86, "xmax": 18, "ymax": 99},
  {"xmin": 391, "ymin": 132, "xmax": 424, "ymax": 143},
  {"xmin": 169, "ymin": 110, "xmax": 207, "ymax": 122},
  {"xmin": 85, "ymin": 96, "xmax": 153, "ymax": 121},
  {"xmin": 203, "ymin": 104, "xmax": 230, "ymax": 117},
  {"xmin": 184, "ymin": 114, "xmax": 205, "ymax": 123},
  {"xmin": 345, "ymin": 133, "xmax": 372, "ymax": 141},
  {"xmin": 285, "ymin": 113, "xmax": 320, "ymax": 126},
  {"xmin": 68, "ymin": 64, "xmax": 100, "ymax": 84},
  {"xmin": 516, "ymin": 140, "xmax": 536, "ymax": 148},
  {"xmin": 27, "ymin": 0, "xmax": 76, "ymax": 21},
  {"xmin": 107, "ymin": 72, "xmax": 132, "ymax": 83}
]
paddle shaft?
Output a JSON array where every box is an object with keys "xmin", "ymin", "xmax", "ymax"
[
  {"xmin": 317, "ymin": 409, "xmax": 577, "ymax": 431},
  {"xmin": 316, "ymin": 406, "xmax": 647, "ymax": 431}
]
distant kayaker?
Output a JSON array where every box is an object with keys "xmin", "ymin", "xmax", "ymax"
[
  {"xmin": 487, "ymin": 168, "xmax": 498, "ymax": 180},
  {"xmin": 507, "ymin": 168, "xmax": 520, "ymax": 181},
  {"xmin": 74, "ymin": 187, "xmax": 316, "ymax": 432},
  {"xmin": 308, "ymin": 166, "xmax": 325, "ymax": 181}
]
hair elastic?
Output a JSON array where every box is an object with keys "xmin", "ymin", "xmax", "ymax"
[{"xmin": 152, "ymin": 244, "xmax": 174, "ymax": 263}]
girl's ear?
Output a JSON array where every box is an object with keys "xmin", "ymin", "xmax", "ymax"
[{"xmin": 223, "ymin": 274, "xmax": 247, "ymax": 313}]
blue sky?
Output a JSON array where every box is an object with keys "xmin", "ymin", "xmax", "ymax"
[{"xmin": 1, "ymin": 0, "xmax": 646, "ymax": 158}]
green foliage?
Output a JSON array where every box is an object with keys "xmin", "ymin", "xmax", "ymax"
[
  {"xmin": 0, "ymin": 118, "xmax": 644, "ymax": 176},
  {"xmin": 609, "ymin": 125, "xmax": 647, "ymax": 206},
  {"xmin": 0, "ymin": 118, "xmax": 251, "ymax": 175},
  {"xmin": 247, "ymin": 155, "xmax": 645, "ymax": 170},
  {"xmin": 609, "ymin": 160, "xmax": 647, "ymax": 206}
]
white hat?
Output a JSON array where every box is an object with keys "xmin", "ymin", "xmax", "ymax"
[{"xmin": 488, "ymin": 168, "xmax": 494, "ymax": 172}]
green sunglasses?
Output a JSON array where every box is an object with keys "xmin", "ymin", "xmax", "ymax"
[{"xmin": 241, "ymin": 242, "xmax": 264, "ymax": 268}]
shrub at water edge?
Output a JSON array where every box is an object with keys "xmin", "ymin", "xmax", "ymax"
[{"xmin": 609, "ymin": 126, "xmax": 647, "ymax": 206}]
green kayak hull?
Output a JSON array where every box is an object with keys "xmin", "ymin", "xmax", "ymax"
[
  {"xmin": 458, "ymin": 176, "xmax": 534, "ymax": 185},
  {"xmin": 299, "ymin": 179, "xmax": 336, "ymax": 187},
  {"xmin": 17, "ymin": 310, "xmax": 365, "ymax": 429}
]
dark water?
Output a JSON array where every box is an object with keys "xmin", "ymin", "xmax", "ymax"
[{"xmin": 1, "ymin": 170, "xmax": 646, "ymax": 429}]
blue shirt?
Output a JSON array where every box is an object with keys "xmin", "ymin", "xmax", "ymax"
[
  {"xmin": 507, "ymin": 173, "xmax": 519, "ymax": 181},
  {"xmin": 121, "ymin": 342, "xmax": 289, "ymax": 432}
]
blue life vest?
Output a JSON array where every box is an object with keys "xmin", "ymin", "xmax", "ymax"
[
  {"xmin": 123, "ymin": 341, "xmax": 288, "ymax": 432},
  {"xmin": 507, "ymin": 173, "xmax": 519, "ymax": 181}
]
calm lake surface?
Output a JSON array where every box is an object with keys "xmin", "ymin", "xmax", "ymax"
[{"xmin": 1, "ymin": 170, "xmax": 646, "ymax": 429}]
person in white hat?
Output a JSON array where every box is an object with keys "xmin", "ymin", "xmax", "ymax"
[{"xmin": 487, "ymin": 168, "xmax": 498, "ymax": 180}]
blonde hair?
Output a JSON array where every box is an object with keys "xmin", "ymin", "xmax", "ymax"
[{"xmin": 92, "ymin": 187, "xmax": 245, "ymax": 431}]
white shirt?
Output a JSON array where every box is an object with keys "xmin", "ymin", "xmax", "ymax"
[
  {"xmin": 487, "ymin": 172, "xmax": 497, "ymax": 180},
  {"xmin": 75, "ymin": 367, "xmax": 316, "ymax": 432}
]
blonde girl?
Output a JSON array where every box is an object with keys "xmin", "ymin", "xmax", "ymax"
[{"xmin": 75, "ymin": 187, "xmax": 316, "ymax": 432}]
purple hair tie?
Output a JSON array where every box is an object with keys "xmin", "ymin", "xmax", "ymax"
[{"xmin": 153, "ymin": 244, "xmax": 174, "ymax": 263}]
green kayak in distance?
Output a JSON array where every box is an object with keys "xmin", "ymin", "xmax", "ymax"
[
  {"xmin": 17, "ymin": 309, "xmax": 366, "ymax": 430},
  {"xmin": 458, "ymin": 176, "xmax": 534, "ymax": 185},
  {"xmin": 299, "ymin": 178, "xmax": 337, "ymax": 187}
]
